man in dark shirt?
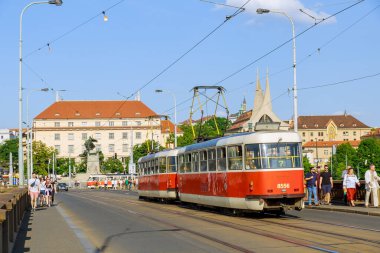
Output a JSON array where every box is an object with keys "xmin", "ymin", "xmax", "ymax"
[
  {"xmin": 305, "ymin": 167, "xmax": 319, "ymax": 206},
  {"xmin": 320, "ymin": 165, "xmax": 333, "ymax": 205}
]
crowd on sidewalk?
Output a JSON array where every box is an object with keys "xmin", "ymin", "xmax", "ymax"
[
  {"xmin": 305, "ymin": 164, "xmax": 380, "ymax": 208},
  {"xmin": 102, "ymin": 177, "xmax": 138, "ymax": 191},
  {"xmin": 28, "ymin": 173, "xmax": 57, "ymax": 211}
]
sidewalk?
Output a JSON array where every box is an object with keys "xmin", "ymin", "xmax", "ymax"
[
  {"xmin": 305, "ymin": 202, "xmax": 380, "ymax": 217},
  {"xmin": 12, "ymin": 204, "xmax": 86, "ymax": 253}
]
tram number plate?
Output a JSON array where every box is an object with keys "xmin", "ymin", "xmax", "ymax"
[{"xmin": 277, "ymin": 183, "xmax": 290, "ymax": 189}]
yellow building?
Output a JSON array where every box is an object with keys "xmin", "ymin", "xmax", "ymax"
[{"xmin": 33, "ymin": 100, "xmax": 180, "ymax": 159}]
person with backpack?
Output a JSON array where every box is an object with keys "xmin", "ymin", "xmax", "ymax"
[{"xmin": 28, "ymin": 173, "xmax": 40, "ymax": 211}]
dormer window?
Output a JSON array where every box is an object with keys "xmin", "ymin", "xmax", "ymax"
[
  {"xmin": 302, "ymin": 124, "xmax": 307, "ymax": 128},
  {"xmin": 96, "ymin": 113, "xmax": 100, "ymax": 116},
  {"xmin": 353, "ymin": 124, "xmax": 357, "ymax": 127},
  {"xmin": 75, "ymin": 112, "xmax": 80, "ymax": 116},
  {"xmin": 115, "ymin": 112, "xmax": 121, "ymax": 116},
  {"xmin": 340, "ymin": 124, "xmax": 344, "ymax": 127},
  {"xmin": 54, "ymin": 113, "xmax": 60, "ymax": 117},
  {"xmin": 314, "ymin": 124, "xmax": 318, "ymax": 128}
]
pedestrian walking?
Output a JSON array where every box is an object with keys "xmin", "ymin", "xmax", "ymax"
[
  {"xmin": 316, "ymin": 166, "xmax": 322, "ymax": 200},
  {"xmin": 39, "ymin": 177, "xmax": 47, "ymax": 207},
  {"xmin": 125, "ymin": 178, "xmax": 129, "ymax": 190},
  {"xmin": 342, "ymin": 166, "xmax": 351, "ymax": 205},
  {"xmin": 28, "ymin": 173, "xmax": 40, "ymax": 211},
  {"xmin": 305, "ymin": 167, "xmax": 319, "ymax": 206},
  {"xmin": 104, "ymin": 178, "xmax": 108, "ymax": 190},
  {"xmin": 320, "ymin": 165, "xmax": 333, "ymax": 205},
  {"xmin": 343, "ymin": 168, "xmax": 360, "ymax": 207},
  {"xmin": 364, "ymin": 164, "xmax": 380, "ymax": 208},
  {"xmin": 46, "ymin": 177, "xmax": 53, "ymax": 207}
]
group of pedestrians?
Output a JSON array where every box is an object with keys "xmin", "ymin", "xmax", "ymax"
[
  {"xmin": 103, "ymin": 177, "xmax": 138, "ymax": 191},
  {"xmin": 305, "ymin": 164, "xmax": 380, "ymax": 208},
  {"xmin": 28, "ymin": 173, "xmax": 56, "ymax": 211}
]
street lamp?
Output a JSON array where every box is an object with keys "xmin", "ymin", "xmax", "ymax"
[
  {"xmin": 19, "ymin": 0, "xmax": 63, "ymax": 187},
  {"xmin": 256, "ymin": 8, "xmax": 298, "ymax": 133},
  {"xmin": 26, "ymin": 88, "xmax": 50, "ymax": 181},
  {"xmin": 155, "ymin": 89, "xmax": 177, "ymax": 148}
]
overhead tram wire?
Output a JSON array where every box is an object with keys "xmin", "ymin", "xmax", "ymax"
[
  {"xmin": 24, "ymin": 0, "xmax": 126, "ymax": 59},
  {"xmin": 122, "ymin": 0, "xmax": 253, "ymax": 101},
  {"xmin": 162, "ymin": 0, "xmax": 367, "ymax": 116},
  {"xmin": 213, "ymin": 0, "xmax": 365, "ymax": 86}
]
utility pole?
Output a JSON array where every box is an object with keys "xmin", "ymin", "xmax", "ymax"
[
  {"xmin": 315, "ymin": 138, "xmax": 319, "ymax": 167},
  {"xmin": 9, "ymin": 153, "xmax": 13, "ymax": 186},
  {"xmin": 52, "ymin": 152, "xmax": 55, "ymax": 180},
  {"xmin": 68, "ymin": 154, "xmax": 71, "ymax": 188}
]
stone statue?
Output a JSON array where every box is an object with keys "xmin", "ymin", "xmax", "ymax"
[{"xmin": 84, "ymin": 137, "xmax": 97, "ymax": 153}]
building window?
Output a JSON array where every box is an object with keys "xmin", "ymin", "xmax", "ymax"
[
  {"xmin": 54, "ymin": 145, "xmax": 61, "ymax": 154},
  {"xmin": 95, "ymin": 121, "xmax": 101, "ymax": 127},
  {"xmin": 96, "ymin": 144, "xmax": 101, "ymax": 152},
  {"xmin": 95, "ymin": 133, "xmax": 101, "ymax": 140},
  {"xmin": 68, "ymin": 145, "xmax": 74, "ymax": 154},
  {"xmin": 343, "ymin": 131, "xmax": 349, "ymax": 136},
  {"xmin": 109, "ymin": 144, "xmax": 115, "ymax": 152},
  {"xmin": 248, "ymin": 123, "xmax": 253, "ymax": 131},
  {"xmin": 68, "ymin": 133, "xmax": 74, "ymax": 141},
  {"xmin": 135, "ymin": 132, "xmax": 142, "ymax": 139},
  {"xmin": 343, "ymin": 138, "xmax": 349, "ymax": 141},
  {"xmin": 122, "ymin": 144, "xmax": 128, "ymax": 152},
  {"xmin": 109, "ymin": 121, "xmax": 114, "ymax": 127},
  {"xmin": 122, "ymin": 132, "xmax": 128, "ymax": 139},
  {"xmin": 122, "ymin": 121, "xmax": 128, "ymax": 126},
  {"xmin": 310, "ymin": 132, "xmax": 314, "ymax": 137},
  {"xmin": 82, "ymin": 133, "xmax": 87, "ymax": 140},
  {"xmin": 318, "ymin": 132, "xmax": 324, "ymax": 137},
  {"xmin": 324, "ymin": 150, "xmax": 329, "ymax": 155},
  {"xmin": 54, "ymin": 122, "xmax": 60, "ymax": 127},
  {"xmin": 136, "ymin": 121, "xmax": 142, "ymax": 126},
  {"xmin": 81, "ymin": 122, "xmax": 87, "ymax": 126},
  {"xmin": 353, "ymin": 131, "xmax": 357, "ymax": 136},
  {"xmin": 109, "ymin": 133, "xmax": 115, "ymax": 140},
  {"xmin": 54, "ymin": 133, "xmax": 60, "ymax": 141},
  {"xmin": 68, "ymin": 122, "xmax": 74, "ymax": 127},
  {"xmin": 302, "ymin": 132, "xmax": 305, "ymax": 137}
]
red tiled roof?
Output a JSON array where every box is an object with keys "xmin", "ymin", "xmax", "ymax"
[
  {"xmin": 35, "ymin": 100, "xmax": 157, "ymax": 120},
  {"xmin": 295, "ymin": 115, "xmax": 370, "ymax": 129},
  {"xmin": 161, "ymin": 120, "xmax": 183, "ymax": 134},
  {"xmin": 228, "ymin": 110, "xmax": 252, "ymax": 131},
  {"xmin": 361, "ymin": 128, "xmax": 380, "ymax": 138},
  {"xmin": 303, "ymin": 140, "xmax": 361, "ymax": 148}
]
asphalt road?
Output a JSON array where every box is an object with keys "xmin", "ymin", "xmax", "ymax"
[{"xmin": 56, "ymin": 190, "xmax": 380, "ymax": 253}]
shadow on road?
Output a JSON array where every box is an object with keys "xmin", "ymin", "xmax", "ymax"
[
  {"xmin": 94, "ymin": 228, "xmax": 181, "ymax": 253},
  {"xmin": 12, "ymin": 210, "xmax": 32, "ymax": 253}
]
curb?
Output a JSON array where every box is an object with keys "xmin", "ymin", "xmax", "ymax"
[{"xmin": 305, "ymin": 205, "xmax": 380, "ymax": 217}]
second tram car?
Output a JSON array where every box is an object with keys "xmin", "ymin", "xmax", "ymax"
[{"xmin": 137, "ymin": 131, "xmax": 304, "ymax": 212}]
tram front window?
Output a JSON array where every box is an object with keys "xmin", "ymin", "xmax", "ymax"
[{"xmin": 245, "ymin": 143, "xmax": 301, "ymax": 169}]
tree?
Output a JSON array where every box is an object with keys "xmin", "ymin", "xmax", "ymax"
[
  {"xmin": 303, "ymin": 155, "xmax": 312, "ymax": 172},
  {"xmin": 133, "ymin": 140, "xmax": 164, "ymax": 163},
  {"xmin": 331, "ymin": 142, "xmax": 357, "ymax": 179},
  {"xmin": 356, "ymin": 138, "xmax": 380, "ymax": 177},
  {"xmin": 102, "ymin": 158, "xmax": 123, "ymax": 173},
  {"xmin": 32, "ymin": 141, "xmax": 55, "ymax": 176},
  {"xmin": 0, "ymin": 138, "xmax": 18, "ymax": 167}
]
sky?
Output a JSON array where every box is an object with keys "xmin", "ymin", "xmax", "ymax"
[{"xmin": 0, "ymin": 0, "xmax": 379, "ymax": 129}]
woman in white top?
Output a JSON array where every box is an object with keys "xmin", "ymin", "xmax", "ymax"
[
  {"xmin": 343, "ymin": 168, "xmax": 360, "ymax": 206},
  {"xmin": 365, "ymin": 164, "xmax": 380, "ymax": 207}
]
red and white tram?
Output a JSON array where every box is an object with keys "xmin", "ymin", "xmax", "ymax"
[
  {"xmin": 138, "ymin": 149, "xmax": 178, "ymax": 199},
  {"xmin": 137, "ymin": 131, "xmax": 304, "ymax": 212}
]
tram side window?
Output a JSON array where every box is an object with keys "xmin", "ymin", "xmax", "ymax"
[
  {"xmin": 159, "ymin": 157, "xmax": 166, "ymax": 173},
  {"xmin": 227, "ymin": 145, "xmax": 243, "ymax": 170},
  {"xmin": 200, "ymin": 151, "xmax": 207, "ymax": 172},
  {"xmin": 245, "ymin": 144, "xmax": 261, "ymax": 170},
  {"xmin": 217, "ymin": 147, "xmax": 227, "ymax": 171},
  {"xmin": 260, "ymin": 143, "xmax": 302, "ymax": 169},
  {"xmin": 179, "ymin": 155, "xmax": 185, "ymax": 173},
  {"xmin": 154, "ymin": 159, "xmax": 159, "ymax": 174},
  {"xmin": 184, "ymin": 153, "xmax": 192, "ymax": 172},
  {"xmin": 192, "ymin": 152, "xmax": 199, "ymax": 172},
  {"xmin": 208, "ymin": 149, "xmax": 216, "ymax": 171},
  {"xmin": 167, "ymin": 156, "xmax": 177, "ymax": 172}
]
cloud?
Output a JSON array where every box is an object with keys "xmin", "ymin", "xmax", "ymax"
[{"xmin": 225, "ymin": 0, "xmax": 336, "ymax": 24}]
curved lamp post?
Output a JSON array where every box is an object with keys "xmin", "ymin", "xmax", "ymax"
[
  {"xmin": 257, "ymin": 8, "xmax": 298, "ymax": 133},
  {"xmin": 155, "ymin": 89, "xmax": 177, "ymax": 148},
  {"xmin": 18, "ymin": 0, "xmax": 63, "ymax": 187}
]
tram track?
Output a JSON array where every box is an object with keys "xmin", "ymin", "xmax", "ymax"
[{"xmin": 70, "ymin": 191, "xmax": 342, "ymax": 252}]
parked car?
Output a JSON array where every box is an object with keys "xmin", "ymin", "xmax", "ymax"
[{"xmin": 57, "ymin": 183, "xmax": 69, "ymax": 192}]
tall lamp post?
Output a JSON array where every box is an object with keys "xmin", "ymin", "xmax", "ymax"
[
  {"xmin": 155, "ymin": 89, "xmax": 177, "ymax": 148},
  {"xmin": 256, "ymin": 8, "xmax": 298, "ymax": 133},
  {"xmin": 18, "ymin": 0, "xmax": 63, "ymax": 187}
]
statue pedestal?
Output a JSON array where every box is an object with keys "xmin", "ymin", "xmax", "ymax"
[{"xmin": 87, "ymin": 151, "xmax": 100, "ymax": 175}]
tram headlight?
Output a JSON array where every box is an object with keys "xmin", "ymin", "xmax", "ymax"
[{"xmin": 249, "ymin": 181, "xmax": 254, "ymax": 191}]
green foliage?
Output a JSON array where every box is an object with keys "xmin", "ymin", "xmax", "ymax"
[
  {"xmin": 177, "ymin": 117, "xmax": 232, "ymax": 147},
  {"xmin": 331, "ymin": 142, "xmax": 357, "ymax": 179},
  {"xmin": 32, "ymin": 141, "xmax": 55, "ymax": 176},
  {"xmin": 101, "ymin": 157, "xmax": 124, "ymax": 173},
  {"xmin": 303, "ymin": 155, "xmax": 312, "ymax": 171},
  {"xmin": 133, "ymin": 140, "xmax": 164, "ymax": 163},
  {"xmin": 0, "ymin": 138, "xmax": 18, "ymax": 167},
  {"xmin": 356, "ymin": 138, "xmax": 380, "ymax": 177}
]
